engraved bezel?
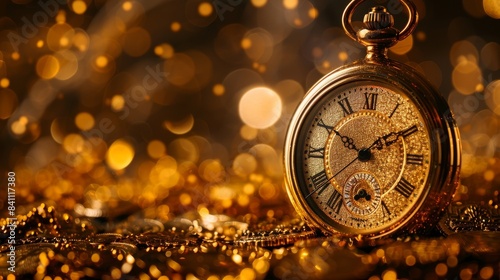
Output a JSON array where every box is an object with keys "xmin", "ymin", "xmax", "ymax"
[{"xmin": 283, "ymin": 58, "xmax": 461, "ymax": 238}]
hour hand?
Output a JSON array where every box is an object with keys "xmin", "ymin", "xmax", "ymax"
[
  {"xmin": 370, "ymin": 132, "xmax": 400, "ymax": 150},
  {"xmin": 370, "ymin": 125, "xmax": 418, "ymax": 150},
  {"xmin": 333, "ymin": 129, "xmax": 359, "ymax": 151},
  {"xmin": 382, "ymin": 131, "xmax": 400, "ymax": 147}
]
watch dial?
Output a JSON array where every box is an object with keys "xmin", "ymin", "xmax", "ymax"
[{"xmin": 299, "ymin": 83, "xmax": 431, "ymax": 234}]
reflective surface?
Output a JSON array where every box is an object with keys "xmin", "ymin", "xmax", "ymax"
[{"xmin": 2, "ymin": 203, "xmax": 500, "ymax": 279}]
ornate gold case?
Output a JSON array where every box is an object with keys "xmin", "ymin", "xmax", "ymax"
[{"xmin": 283, "ymin": 0, "xmax": 461, "ymax": 238}]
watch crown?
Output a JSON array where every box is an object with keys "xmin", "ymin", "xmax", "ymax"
[
  {"xmin": 343, "ymin": 0, "xmax": 418, "ymax": 60},
  {"xmin": 363, "ymin": 6, "xmax": 394, "ymax": 30},
  {"xmin": 356, "ymin": 5, "xmax": 399, "ymax": 59}
]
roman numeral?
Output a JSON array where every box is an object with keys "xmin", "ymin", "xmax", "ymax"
[
  {"xmin": 310, "ymin": 170, "xmax": 330, "ymax": 196},
  {"xmin": 326, "ymin": 190, "xmax": 342, "ymax": 214},
  {"xmin": 363, "ymin": 93, "xmax": 378, "ymax": 110},
  {"xmin": 308, "ymin": 146, "xmax": 325, "ymax": 159},
  {"xmin": 381, "ymin": 201, "xmax": 391, "ymax": 218},
  {"xmin": 401, "ymin": 125, "xmax": 418, "ymax": 138},
  {"xmin": 338, "ymin": 97, "xmax": 354, "ymax": 116},
  {"xmin": 406, "ymin": 154, "xmax": 424, "ymax": 165},
  {"xmin": 317, "ymin": 119, "xmax": 333, "ymax": 134},
  {"xmin": 389, "ymin": 103, "xmax": 400, "ymax": 118},
  {"xmin": 395, "ymin": 178, "xmax": 415, "ymax": 198}
]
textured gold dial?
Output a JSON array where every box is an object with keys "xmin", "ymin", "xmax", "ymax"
[{"xmin": 301, "ymin": 84, "xmax": 431, "ymax": 235}]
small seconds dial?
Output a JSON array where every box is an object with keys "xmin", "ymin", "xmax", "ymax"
[
  {"xmin": 343, "ymin": 172, "xmax": 382, "ymax": 216},
  {"xmin": 301, "ymin": 84, "xmax": 431, "ymax": 234}
]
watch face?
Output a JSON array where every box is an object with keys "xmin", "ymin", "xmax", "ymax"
[{"xmin": 293, "ymin": 81, "xmax": 432, "ymax": 235}]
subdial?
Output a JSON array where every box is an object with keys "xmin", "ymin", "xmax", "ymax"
[{"xmin": 343, "ymin": 172, "xmax": 382, "ymax": 216}]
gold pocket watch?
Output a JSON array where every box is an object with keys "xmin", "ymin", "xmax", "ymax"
[{"xmin": 283, "ymin": 0, "xmax": 461, "ymax": 238}]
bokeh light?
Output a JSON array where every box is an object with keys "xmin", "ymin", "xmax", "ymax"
[
  {"xmin": 171, "ymin": 21, "xmax": 182, "ymax": 32},
  {"xmin": 198, "ymin": 2, "xmax": 213, "ymax": 17},
  {"xmin": 54, "ymin": 50, "xmax": 78, "ymax": 80},
  {"xmin": 450, "ymin": 40, "xmax": 479, "ymax": 67},
  {"xmin": 483, "ymin": 0, "xmax": 500, "ymax": 19},
  {"xmin": 242, "ymin": 28, "xmax": 274, "ymax": 63},
  {"xmin": 63, "ymin": 133, "xmax": 85, "ymax": 154},
  {"xmin": 452, "ymin": 58, "xmax": 483, "ymax": 95},
  {"xmin": 283, "ymin": 0, "xmax": 298, "ymax": 10},
  {"xmin": 1, "ymin": 78, "xmax": 10, "ymax": 88},
  {"xmin": 106, "ymin": 139, "xmax": 135, "ymax": 170},
  {"xmin": 154, "ymin": 43, "xmax": 175, "ymax": 59},
  {"xmin": 164, "ymin": 53, "xmax": 196, "ymax": 86},
  {"xmin": 233, "ymin": 153, "xmax": 258, "ymax": 177},
  {"xmin": 390, "ymin": 35, "xmax": 413, "ymax": 55},
  {"xmin": 147, "ymin": 140, "xmax": 167, "ymax": 159},
  {"xmin": 36, "ymin": 55, "xmax": 60, "ymax": 79},
  {"xmin": 122, "ymin": 1, "xmax": 133, "ymax": 11},
  {"xmin": 239, "ymin": 87, "xmax": 282, "ymax": 129},
  {"xmin": 212, "ymin": 83, "xmax": 225, "ymax": 96},
  {"xmin": 95, "ymin": 55, "xmax": 109, "ymax": 68},
  {"xmin": 164, "ymin": 114, "xmax": 195, "ymax": 135},
  {"xmin": 111, "ymin": 95, "xmax": 126, "ymax": 111},
  {"xmin": 75, "ymin": 112, "xmax": 95, "ymax": 131},
  {"xmin": 47, "ymin": 23, "xmax": 74, "ymax": 51},
  {"xmin": 71, "ymin": 0, "xmax": 87, "ymax": 15},
  {"xmin": 252, "ymin": 0, "xmax": 268, "ymax": 8}
]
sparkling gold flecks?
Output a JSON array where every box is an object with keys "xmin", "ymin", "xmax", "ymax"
[
  {"xmin": 271, "ymin": 237, "xmax": 374, "ymax": 279},
  {"xmin": 438, "ymin": 202, "xmax": 500, "ymax": 235},
  {"xmin": 1, "ymin": 204, "xmax": 500, "ymax": 279},
  {"xmin": 235, "ymin": 219, "xmax": 318, "ymax": 248},
  {"xmin": 0, "ymin": 206, "xmax": 271, "ymax": 279}
]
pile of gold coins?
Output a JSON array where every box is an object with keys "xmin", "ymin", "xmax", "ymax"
[{"xmin": 1, "ymin": 0, "xmax": 500, "ymax": 279}]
